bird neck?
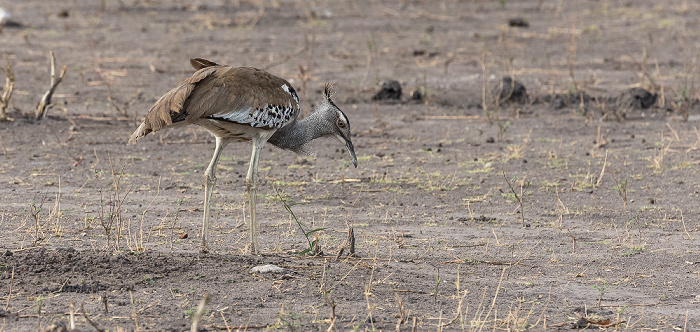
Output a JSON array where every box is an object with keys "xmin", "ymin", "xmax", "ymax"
[{"xmin": 267, "ymin": 109, "xmax": 334, "ymax": 153}]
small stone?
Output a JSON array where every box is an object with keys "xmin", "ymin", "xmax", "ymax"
[{"xmin": 251, "ymin": 264, "xmax": 286, "ymax": 274}]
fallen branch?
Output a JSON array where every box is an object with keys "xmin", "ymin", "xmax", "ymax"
[
  {"xmin": 35, "ymin": 50, "xmax": 67, "ymax": 119},
  {"xmin": 0, "ymin": 59, "xmax": 15, "ymax": 121}
]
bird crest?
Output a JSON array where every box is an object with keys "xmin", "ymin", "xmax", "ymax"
[{"xmin": 323, "ymin": 83, "xmax": 336, "ymax": 101}]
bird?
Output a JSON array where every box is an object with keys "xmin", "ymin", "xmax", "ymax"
[{"xmin": 129, "ymin": 58, "xmax": 357, "ymax": 254}]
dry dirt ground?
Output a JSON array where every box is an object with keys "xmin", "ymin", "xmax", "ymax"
[{"xmin": 1, "ymin": 0, "xmax": 700, "ymax": 331}]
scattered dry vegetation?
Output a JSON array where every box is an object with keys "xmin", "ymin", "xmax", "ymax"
[{"xmin": 0, "ymin": 0, "xmax": 698, "ymax": 331}]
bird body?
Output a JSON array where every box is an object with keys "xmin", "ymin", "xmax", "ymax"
[
  {"xmin": 129, "ymin": 58, "xmax": 357, "ymax": 253},
  {"xmin": 130, "ymin": 64, "xmax": 300, "ymax": 142}
]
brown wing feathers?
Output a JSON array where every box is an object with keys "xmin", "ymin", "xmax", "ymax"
[
  {"xmin": 129, "ymin": 59, "xmax": 300, "ymax": 144},
  {"xmin": 190, "ymin": 58, "xmax": 219, "ymax": 70},
  {"xmin": 129, "ymin": 67, "xmax": 216, "ymax": 143}
]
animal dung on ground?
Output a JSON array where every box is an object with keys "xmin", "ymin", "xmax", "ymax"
[
  {"xmin": 372, "ymin": 80, "xmax": 402, "ymax": 101},
  {"xmin": 410, "ymin": 89, "xmax": 423, "ymax": 101},
  {"xmin": 622, "ymin": 87, "xmax": 658, "ymax": 109},
  {"xmin": 508, "ymin": 17, "xmax": 529, "ymax": 28},
  {"xmin": 496, "ymin": 76, "xmax": 528, "ymax": 104}
]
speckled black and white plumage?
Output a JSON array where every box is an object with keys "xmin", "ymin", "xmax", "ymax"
[{"xmin": 267, "ymin": 92, "xmax": 353, "ymax": 156}]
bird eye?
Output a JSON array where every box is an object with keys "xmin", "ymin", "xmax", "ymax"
[{"xmin": 337, "ymin": 119, "xmax": 346, "ymax": 128}]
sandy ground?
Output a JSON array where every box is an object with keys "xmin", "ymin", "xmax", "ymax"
[{"xmin": 0, "ymin": 0, "xmax": 699, "ymax": 330}]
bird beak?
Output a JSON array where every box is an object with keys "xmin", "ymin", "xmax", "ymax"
[
  {"xmin": 337, "ymin": 134, "xmax": 357, "ymax": 168},
  {"xmin": 347, "ymin": 139, "xmax": 358, "ymax": 168}
]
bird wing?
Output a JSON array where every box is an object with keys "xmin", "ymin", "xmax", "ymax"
[
  {"xmin": 186, "ymin": 66, "xmax": 300, "ymax": 129},
  {"xmin": 190, "ymin": 58, "xmax": 219, "ymax": 70},
  {"xmin": 134, "ymin": 65, "xmax": 300, "ymax": 140}
]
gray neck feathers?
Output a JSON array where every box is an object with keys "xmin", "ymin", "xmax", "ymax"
[{"xmin": 267, "ymin": 107, "xmax": 335, "ymax": 155}]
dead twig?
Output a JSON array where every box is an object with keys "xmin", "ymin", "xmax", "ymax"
[
  {"xmin": 80, "ymin": 303, "xmax": 105, "ymax": 332},
  {"xmin": 262, "ymin": 46, "xmax": 307, "ymax": 71},
  {"xmin": 191, "ymin": 293, "xmax": 210, "ymax": 332},
  {"xmin": 35, "ymin": 50, "xmax": 67, "ymax": 119},
  {"xmin": 207, "ymin": 324, "xmax": 272, "ymax": 330},
  {"xmin": 595, "ymin": 150, "xmax": 608, "ymax": 187},
  {"xmin": 502, "ymin": 170, "xmax": 525, "ymax": 225},
  {"xmin": 395, "ymin": 292, "xmax": 409, "ymax": 331},
  {"xmin": 129, "ymin": 290, "xmax": 139, "ymax": 332},
  {"xmin": 4, "ymin": 265, "xmax": 14, "ymax": 310},
  {"xmin": 0, "ymin": 59, "xmax": 15, "ymax": 121}
]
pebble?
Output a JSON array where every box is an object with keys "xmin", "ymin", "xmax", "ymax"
[{"xmin": 251, "ymin": 264, "xmax": 286, "ymax": 274}]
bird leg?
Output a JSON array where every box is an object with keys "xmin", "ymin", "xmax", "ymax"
[
  {"xmin": 201, "ymin": 137, "xmax": 230, "ymax": 253},
  {"xmin": 246, "ymin": 136, "xmax": 267, "ymax": 254}
]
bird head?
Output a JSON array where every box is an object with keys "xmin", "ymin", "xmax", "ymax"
[{"xmin": 321, "ymin": 84, "xmax": 357, "ymax": 168}]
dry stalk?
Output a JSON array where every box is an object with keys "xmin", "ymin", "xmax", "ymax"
[
  {"xmin": 108, "ymin": 153, "xmax": 131, "ymax": 250},
  {"xmin": 0, "ymin": 132, "xmax": 7, "ymax": 157},
  {"xmin": 477, "ymin": 267, "xmax": 507, "ymax": 332},
  {"xmin": 191, "ymin": 293, "xmax": 211, "ymax": 332},
  {"xmin": 395, "ymin": 293, "xmax": 409, "ymax": 331},
  {"xmin": 480, "ymin": 48, "xmax": 492, "ymax": 124},
  {"xmin": 93, "ymin": 65, "xmax": 135, "ymax": 118},
  {"xmin": 0, "ymin": 59, "xmax": 15, "ymax": 121},
  {"xmin": 323, "ymin": 291, "xmax": 336, "ymax": 328},
  {"xmin": 298, "ymin": 65, "xmax": 311, "ymax": 117},
  {"xmin": 566, "ymin": 22, "xmax": 579, "ymax": 92},
  {"xmin": 35, "ymin": 50, "xmax": 67, "ymax": 119},
  {"xmin": 4, "ymin": 265, "xmax": 14, "ymax": 310},
  {"xmin": 678, "ymin": 55, "xmax": 698, "ymax": 122},
  {"xmin": 471, "ymin": 286, "xmax": 489, "ymax": 327},
  {"xmin": 609, "ymin": 172, "xmax": 628, "ymax": 209},
  {"xmin": 666, "ymin": 122, "xmax": 681, "ymax": 141},
  {"xmin": 565, "ymin": 228, "xmax": 576, "ymax": 254},
  {"xmin": 262, "ymin": 46, "xmax": 307, "ymax": 71},
  {"xmin": 30, "ymin": 195, "xmax": 47, "ymax": 246},
  {"xmin": 530, "ymin": 285, "xmax": 552, "ymax": 328},
  {"xmin": 439, "ymin": 266, "xmax": 468, "ymax": 328},
  {"xmin": 219, "ymin": 311, "xmax": 232, "ymax": 332},
  {"xmin": 502, "ymin": 170, "xmax": 525, "ymax": 225},
  {"xmin": 680, "ymin": 210, "xmax": 692, "ymax": 240},
  {"xmin": 432, "ymin": 267, "xmax": 441, "ymax": 305},
  {"xmin": 361, "ymin": 34, "xmax": 375, "ymax": 86},
  {"xmin": 555, "ymin": 186, "xmax": 569, "ymax": 214},
  {"xmin": 595, "ymin": 150, "xmax": 608, "ymax": 187},
  {"xmin": 80, "ymin": 303, "xmax": 105, "ymax": 332},
  {"xmin": 639, "ymin": 48, "xmax": 660, "ymax": 91},
  {"xmin": 69, "ymin": 302, "xmax": 75, "ymax": 330},
  {"xmin": 134, "ymin": 176, "xmax": 161, "ymax": 252},
  {"xmin": 102, "ymin": 292, "xmax": 108, "ymax": 313},
  {"xmin": 130, "ymin": 290, "xmax": 140, "ymax": 332}
]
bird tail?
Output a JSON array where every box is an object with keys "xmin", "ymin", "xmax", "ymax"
[{"xmin": 127, "ymin": 122, "xmax": 148, "ymax": 145}]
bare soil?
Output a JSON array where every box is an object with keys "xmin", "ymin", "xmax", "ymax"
[{"xmin": 1, "ymin": 0, "xmax": 699, "ymax": 331}]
